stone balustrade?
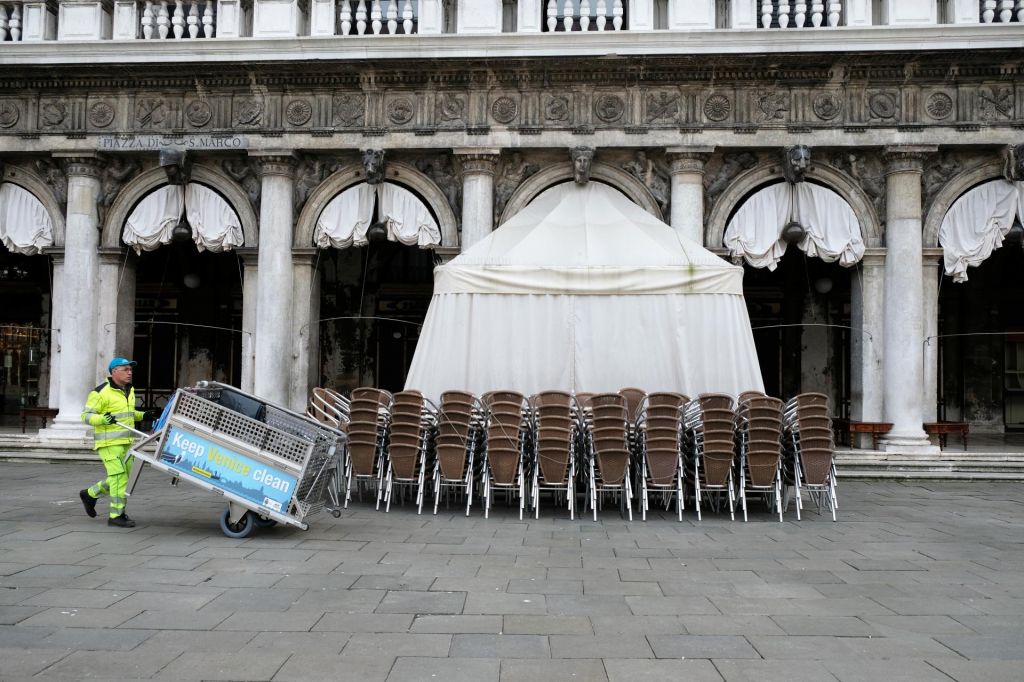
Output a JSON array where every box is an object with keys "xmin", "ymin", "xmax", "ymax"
[{"xmin": 1, "ymin": 0, "xmax": 1019, "ymax": 41}]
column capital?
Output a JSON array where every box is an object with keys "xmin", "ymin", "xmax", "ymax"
[
  {"xmin": 883, "ymin": 145, "xmax": 938, "ymax": 176},
  {"xmin": 666, "ymin": 146, "xmax": 715, "ymax": 175},
  {"xmin": 291, "ymin": 248, "xmax": 319, "ymax": 267},
  {"xmin": 457, "ymin": 150, "xmax": 500, "ymax": 176},
  {"xmin": 860, "ymin": 247, "xmax": 887, "ymax": 267},
  {"xmin": 53, "ymin": 153, "xmax": 104, "ymax": 179},
  {"xmin": 922, "ymin": 247, "xmax": 944, "ymax": 266},
  {"xmin": 249, "ymin": 153, "xmax": 297, "ymax": 178}
]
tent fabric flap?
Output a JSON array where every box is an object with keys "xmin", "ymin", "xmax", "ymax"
[
  {"xmin": 314, "ymin": 182, "xmax": 441, "ymax": 249},
  {"xmin": 0, "ymin": 183, "xmax": 54, "ymax": 255},
  {"xmin": 405, "ymin": 182, "xmax": 764, "ymax": 400},
  {"xmin": 123, "ymin": 184, "xmax": 184, "ymax": 253},
  {"xmin": 123, "ymin": 183, "xmax": 244, "ymax": 254},
  {"xmin": 378, "ymin": 182, "xmax": 442, "ymax": 248},
  {"xmin": 724, "ymin": 182, "xmax": 865, "ymax": 270},
  {"xmin": 939, "ymin": 179, "xmax": 1024, "ymax": 283},
  {"xmin": 314, "ymin": 183, "xmax": 375, "ymax": 249},
  {"xmin": 185, "ymin": 183, "xmax": 245, "ymax": 253}
]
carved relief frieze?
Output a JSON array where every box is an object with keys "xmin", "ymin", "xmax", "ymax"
[
  {"xmin": 866, "ymin": 89, "xmax": 900, "ymax": 123},
  {"xmin": 294, "ymin": 153, "xmax": 327, "ymax": 210},
  {"xmin": 98, "ymin": 156, "xmax": 141, "ymax": 223},
  {"xmin": 829, "ymin": 150, "xmax": 886, "ymax": 222},
  {"xmin": 493, "ymin": 151, "xmax": 538, "ymax": 222},
  {"xmin": 34, "ymin": 158, "xmax": 67, "ymax": 209},
  {"xmin": 924, "ymin": 90, "xmax": 955, "ymax": 121},
  {"xmin": 416, "ymin": 154, "xmax": 461, "ymax": 214},
  {"xmin": 135, "ymin": 96, "xmax": 172, "ymax": 129},
  {"xmin": 221, "ymin": 157, "xmax": 261, "ymax": 213},
  {"xmin": 39, "ymin": 99, "xmax": 69, "ymax": 129},
  {"xmin": 544, "ymin": 94, "xmax": 571, "ymax": 123},
  {"xmin": 436, "ymin": 93, "xmax": 467, "ymax": 124},
  {"xmin": 0, "ymin": 101, "xmax": 21, "ymax": 129},
  {"xmin": 593, "ymin": 93, "xmax": 625, "ymax": 124},
  {"xmin": 622, "ymin": 150, "xmax": 670, "ymax": 216},
  {"xmin": 184, "ymin": 98, "xmax": 213, "ymax": 128},
  {"xmin": 977, "ymin": 85, "xmax": 1014, "ymax": 121},
  {"xmin": 922, "ymin": 151, "xmax": 965, "ymax": 217},
  {"xmin": 705, "ymin": 151, "xmax": 757, "ymax": 206},
  {"xmin": 285, "ymin": 99, "xmax": 313, "ymax": 127},
  {"xmin": 385, "ymin": 95, "xmax": 416, "ymax": 125},
  {"xmin": 644, "ymin": 91, "xmax": 680, "ymax": 124},
  {"xmin": 812, "ymin": 91, "xmax": 843, "ymax": 121},
  {"xmin": 233, "ymin": 96, "xmax": 265, "ymax": 128},
  {"xmin": 754, "ymin": 90, "xmax": 789, "ymax": 123},
  {"xmin": 333, "ymin": 93, "xmax": 366, "ymax": 127}
]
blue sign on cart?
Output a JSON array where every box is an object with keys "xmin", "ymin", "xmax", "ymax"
[{"xmin": 159, "ymin": 426, "xmax": 298, "ymax": 513}]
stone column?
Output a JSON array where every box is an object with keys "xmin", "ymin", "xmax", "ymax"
[
  {"xmin": 880, "ymin": 146, "xmax": 937, "ymax": 451},
  {"xmin": 922, "ymin": 249, "xmax": 943, "ymax": 424},
  {"xmin": 251, "ymin": 154, "xmax": 296, "ymax": 402},
  {"xmin": 850, "ymin": 248, "xmax": 885, "ymax": 448},
  {"xmin": 455, "ymin": 149, "xmax": 500, "ymax": 251},
  {"xmin": 41, "ymin": 155, "xmax": 103, "ymax": 440},
  {"xmin": 46, "ymin": 253, "xmax": 64, "ymax": 409},
  {"xmin": 95, "ymin": 248, "xmax": 136, "ymax": 381},
  {"xmin": 237, "ymin": 249, "xmax": 258, "ymax": 395},
  {"xmin": 289, "ymin": 249, "xmax": 319, "ymax": 413},
  {"xmin": 667, "ymin": 146, "xmax": 713, "ymax": 245}
]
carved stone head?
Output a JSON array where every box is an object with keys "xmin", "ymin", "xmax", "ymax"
[
  {"xmin": 570, "ymin": 146, "xmax": 594, "ymax": 185},
  {"xmin": 362, "ymin": 149, "xmax": 386, "ymax": 185},
  {"xmin": 1003, "ymin": 144, "xmax": 1024, "ymax": 183},
  {"xmin": 783, "ymin": 145, "xmax": 811, "ymax": 184}
]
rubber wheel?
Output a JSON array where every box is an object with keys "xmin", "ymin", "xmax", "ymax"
[
  {"xmin": 253, "ymin": 516, "xmax": 277, "ymax": 528},
  {"xmin": 219, "ymin": 508, "xmax": 255, "ymax": 539},
  {"xmin": 331, "ymin": 509, "xmax": 342, "ymax": 519}
]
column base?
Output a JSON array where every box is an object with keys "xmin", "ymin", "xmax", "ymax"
[
  {"xmin": 39, "ymin": 415, "xmax": 93, "ymax": 443},
  {"xmin": 881, "ymin": 436, "xmax": 940, "ymax": 455}
]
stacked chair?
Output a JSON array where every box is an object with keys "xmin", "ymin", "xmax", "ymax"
[
  {"xmin": 481, "ymin": 391, "xmax": 531, "ymax": 519},
  {"xmin": 783, "ymin": 392, "xmax": 838, "ymax": 521},
  {"xmin": 432, "ymin": 390, "xmax": 483, "ymax": 516},
  {"xmin": 735, "ymin": 392, "xmax": 785, "ymax": 522},
  {"xmin": 306, "ymin": 387, "xmax": 350, "ymax": 430},
  {"xmin": 684, "ymin": 393, "xmax": 738, "ymax": 521},
  {"xmin": 528, "ymin": 391, "xmax": 579, "ymax": 519},
  {"xmin": 379, "ymin": 390, "xmax": 437, "ymax": 513},
  {"xmin": 635, "ymin": 392, "xmax": 689, "ymax": 521},
  {"xmin": 344, "ymin": 388, "xmax": 393, "ymax": 508},
  {"xmin": 583, "ymin": 393, "xmax": 633, "ymax": 521}
]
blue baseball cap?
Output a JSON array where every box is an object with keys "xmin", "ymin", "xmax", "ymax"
[{"xmin": 108, "ymin": 357, "xmax": 137, "ymax": 373}]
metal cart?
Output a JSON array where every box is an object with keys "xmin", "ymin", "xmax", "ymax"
[{"xmin": 126, "ymin": 381, "xmax": 345, "ymax": 538}]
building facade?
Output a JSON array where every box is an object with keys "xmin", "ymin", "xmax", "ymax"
[{"xmin": 0, "ymin": 0, "xmax": 1021, "ymax": 451}]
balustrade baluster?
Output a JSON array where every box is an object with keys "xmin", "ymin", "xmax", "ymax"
[
  {"xmin": 982, "ymin": 0, "xmax": 995, "ymax": 22},
  {"xmin": 158, "ymin": 1, "xmax": 170, "ymax": 38},
  {"xmin": 580, "ymin": 0, "xmax": 590, "ymax": 30},
  {"xmin": 202, "ymin": 1, "xmax": 214, "ymax": 36},
  {"xmin": 402, "ymin": 0, "xmax": 412, "ymax": 33},
  {"xmin": 371, "ymin": 0, "xmax": 382, "ymax": 33},
  {"xmin": 596, "ymin": 0, "xmax": 606, "ymax": 30},
  {"xmin": 339, "ymin": 0, "xmax": 351, "ymax": 34},
  {"xmin": 1017, "ymin": 0, "xmax": 1023, "ymax": 22},
  {"xmin": 9, "ymin": 3, "xmax": 19, "ymax": 40},
  {"xmin": 356, "ymin": 0, "xmax": 367, "ymax": 33},
  {"xmin": 386, "ymin": 0, "xmax": 397, "ymax": 33},
  {"xmin": 547, "ymin": 0, "xmax": 557, "ymax": 31},
  {"xmin": 612, "ymin": 0, "xmax": 622, "ymax": 29},
  {"xmin": 999, "ymin": 0, "xmax": 1013, "ymax": 21},
  {"xmin": 187, "ymin": 2, "xmax": 199, "ymax": 37},
  {"xmin": 761, "ymin": 0, "xmax": 773, "ymax": 27},
  {"xmin": 0, "ymin": 6, "xmax": 8, "ymax": 42},
  {"xmin": 562, "ymin": 0, "xmax": 574, "ymax": 32},
  {"xmin": 810, "ymin": 2, "xmax": 822, "ymax": 26},
  {"xmin": 142, "ymin": 0, "xmax": 154, "ymax": 38},
  {"xmin": 172, "ymin": 0, "xmax": 184, "ymax": 38},
  {"xmin": 795, "ymin": 2, "xmax": 806, "ymax": 26},
  {"xmin": 779, "ymin": 0, "xmax": 790, "ymax": 27},
  {"xmin": 827, "ymin": 1, "xmax": 840, "ymax": 26}
]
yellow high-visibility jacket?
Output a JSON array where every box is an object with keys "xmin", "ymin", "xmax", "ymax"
[{"xmin": 80, "ymin": 379, "xmax": 144, "ymax": 450}]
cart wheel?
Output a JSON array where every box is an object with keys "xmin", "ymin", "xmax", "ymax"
[
  {"xmin": 219, "ymin": 508, "xmax": 255, "ymax": 539},
  {"xmin": 253, "ymin": 516, "xmax": 277, "ymax": 528},
  {"xmin": 331, "ymin": 509, "xmax": 342, "ymax": 519}
]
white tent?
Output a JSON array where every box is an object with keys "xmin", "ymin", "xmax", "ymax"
[{"xmin": 404, "ymin": 182, "xmax": 764, "ymax": 399}]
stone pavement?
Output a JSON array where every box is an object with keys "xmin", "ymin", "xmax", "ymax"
[{"xmin": 1, "ymin": 462, "xmax": 1023, "ymax": 681}]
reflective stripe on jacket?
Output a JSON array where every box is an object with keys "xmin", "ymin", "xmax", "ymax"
[{"xmin": 81, "ymin": 379, "xmax": 144, "ymax": 450}]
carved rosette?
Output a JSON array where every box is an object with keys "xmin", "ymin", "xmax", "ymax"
[
  {"xmin": 88, "ymin": 102, "xmax": 115, "ymax": 129},
  {"xmin": 867, "ymin": 90, "xmax": 900, "ymax": 122},
  {"xmin": 0, "ymin": 101, "xmax": 20, "ymax": 128},
  {"xmin": 491, "ymin": 96, "xmax": 519, "ymax": 124},
  {"xmin": 285, "ymin": 99, "xmax": 313, "ymax": 126},
  {"xmin": 925, "ymin": 92, "xmax": 954, "ymax": 120},
  {"xmin": 256, "ymin": 155, "xmax": 297, "ymax": 179},
  {"xmin": 459, "ymin": 154, "xmax": 499, "ymax": 177}
]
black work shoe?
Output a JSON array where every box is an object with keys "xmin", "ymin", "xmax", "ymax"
[
  {"xmin": 79, "ymin": 489, "xmax": 97, "ymax": 518},
  {"xmin": 107, "ymin": 514, "xmax": 136, "ymax": 528}
]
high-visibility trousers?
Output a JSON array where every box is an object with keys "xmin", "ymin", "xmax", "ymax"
[{"xmin": 87, "ymin": 444, "xmax": 133, "ymax": 519}]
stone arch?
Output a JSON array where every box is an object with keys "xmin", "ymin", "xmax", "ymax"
[
  {"xmin": 923, "ymin": 159, "xmax": 1004, "ymax": 249},
  {"xmin": 499, "ymin": 161, "xmax": 664, "ymax": 225},
  {"xmin": 3, "ymin": 163, "xmax": 66, "ymax": 248},
  {"xmin": 295, "ymin": 161, "xmax": 459, "ymax": 249},
  {"xmin": 102, "ymin": 163, "xmax": 258, "ymax": 249},
  {"xmin": 706, "ymin": 160, "xmax": 883, "ymax": 249}
]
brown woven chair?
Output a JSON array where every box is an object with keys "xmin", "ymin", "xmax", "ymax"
[
  {"xmin": 343, "ymin": 388, "xmax": 392, "ymax": 508},
  {"xmin": 634, "ymin": 392, "xmax": 688, "ymax": 521},
  {"xmin": 379, "ymin": 390, "xmax": 436, "ymax": 513},
  {"xmin": 582, "ymin": 393, "xmax": 633, "ymax": 521},
  {"xmin": 481, "ymin": 391, "xmax": 529, "ymax": 519},
  {"xmin": 306, "ymin": 387, "xmax": 350, "ymax": 429},
  {"xmin": 782, "ymin": 393, "xmax": 837, "ymax": 521},
  {"xmin": 735, "ymin": 395, "xmax": 784, "ymax": 522},
  {"xmin": 433, "ymin": 391, "xmax": 482, "ymax": 515},
  {"xmin": 683, "ymin": 395, "xmax": 738, "ymax": 521},
  {"xmin": 529, "ymin": 391, "xmax": 578, "ymax": 519}
]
